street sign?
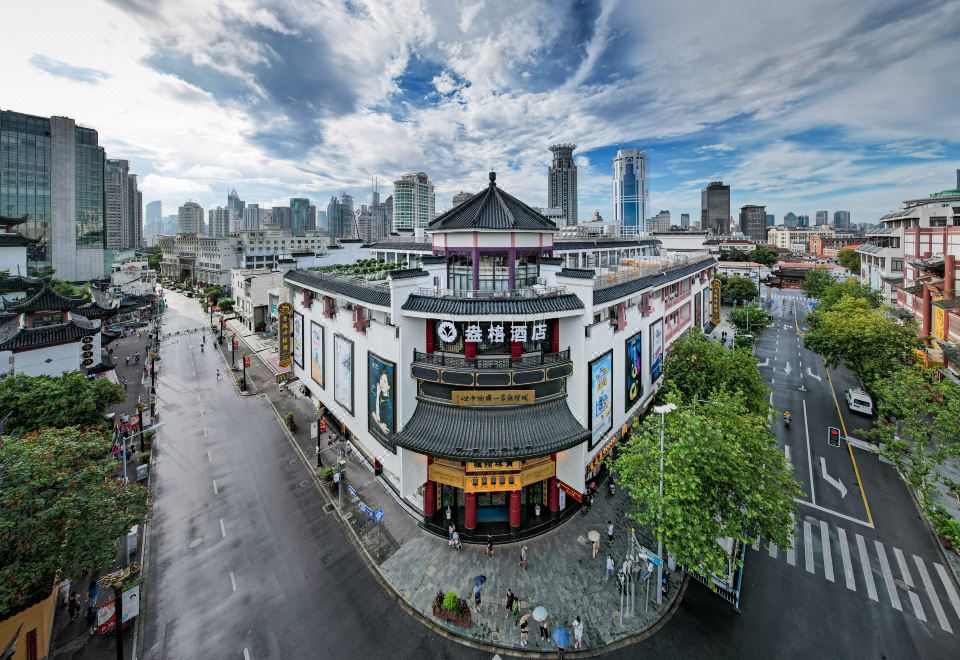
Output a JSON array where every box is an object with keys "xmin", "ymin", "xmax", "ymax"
[
  {"xmin": 243, "ymin": 355, "xmax": 251, "ymax": 368},
  {"xmin": 359, "ymin": 502, "xmax": 373, "ymax": 518},
  {"xmin": 647, "ymin": 553, "xmax": 663, "ymax": 568},
  {"xmin": 232, "ymin": 339, "xmax": 239, "ymax": 350},
  {"xmin": 828, "ymin": 426, "xmax": 841, "ymax": 447},
  {"xmin": 374, "ymin": 508, "xmax": 384, "ymax": 523},
  {"xmin": 347, "ymin": 484, "xmax": 357, "ymax": 498}
]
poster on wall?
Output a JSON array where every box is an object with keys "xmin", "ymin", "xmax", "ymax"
[
  {"xmin": 624, "ymin": 330, "xmax": 643, "ymax": 411},
  {"xmin": 650, "ymin": 319, "xmax": 664, "ymax": 381},
  {"xmin": 293, "ymin": 311, "xmax": 304, "ymax": 368},
  {"xmin": 334, "ymin": 334, "xmax": 354, "ymax": 414},
  {"xmin": 589, "ymin": 351, "xmax": 613, "ymax": 450},
  {"xmin": 277, "ymin": 302, "xmax": 292, "ymax": 368},
  {"xmin": 310, "ymin": 321, "xmax": 324, "ymax": 388},
  {"xmin": 694, "ymin": 290, "xmax": 702, "ymax": 329},
  {"xmin": 368, "ymin": 352, "xmax": 396, "ymax": 448}
]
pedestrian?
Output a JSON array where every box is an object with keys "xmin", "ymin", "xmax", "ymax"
[
  {"xmin": 603, "ymin": 555, "xmax": 615, "ymax": 582},
  {"xmin": 512, "ymin": 597, "xmax": 521, "ymax": 626},
  {"xmin": 68, "ymin": 592, "xmax": 80, "ymax": 620},
  {"xmin": 447, "ymin": 523, "xmax": 455, "ymax": 543},
  {"xmin": 535, "ymin": 502, "xmax": 541, "ymax": 520},
  {"xmin": 592, "ymin": 537, "xmax": 600, "ymax": 559},
  {"xmin": 505, "ymin": 589, "xmax": 516, "ymax": 614},
  {"xmin": 519, "ymin": 614, "xmax": 530, "ymax": 646},
  {"xmin": 572, "ymin": 616, "xmax": 583, "ymax": 649},
  {"xmin": 122, "ymin": 377, "xmax": 128, "ymax": 391},
  {"xmin": 125, "ymin": 355, "xmax": 131, "ymax": 366},
  {"xmin": 108, "ymin": 348, "xmax": 114, "ymax": 359},
  {"xmin": 59, "ymin": 578, "xmax": 71, "ymax": 607},
  {"xmin": 87, "ymin": 578, "xmax": 99, "ymax": 607},
  {"xmin": 539, "ymin": 619, "xmax": 549, "ymax": 641},
  {"xmin": 452, "ymin": 530, "xmax": 462, "ymax": 551},
  {"xmin": 519, "ymin": 544, "xmax": 528, "ymax": 570},
  {"xmin": 484, "ymin": 536, "xmax": 494, "ymax": 557},
  {"xmin": 473, "ymin": 583, "xmax": 482, "ymax": 612},
  {"xmin": 85, "ymin": 603, "xmax": 97, "ymax": 634},
  {"xmin": 607, "ymin": 520, "xmax": 614, "ymax": 544},
  {"xmin": 445, "ymin": 505, "xmax": 452, "ymax": 527}
]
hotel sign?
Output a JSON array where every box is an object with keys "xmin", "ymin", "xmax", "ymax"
[
  {"xmin": 710, "ymin": 279, "xmax": 722, "ymax": 325},
  {"xmin": 453, "ymin": 390, "xmax": 535, "ymax": 406},
  {"xmin": 277, "ymin": 302, "xmax": 293, "ymax": 368}
]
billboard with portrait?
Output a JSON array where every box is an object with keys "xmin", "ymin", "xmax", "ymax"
[
  {"xmin": 334, "ymin": 334, "xmax": 354, "ymax": 414},
  {"xmin": 368, "ymin": 353, "xmax": 396, "ymax": 448},
  {"xmin": 624, "ymin": 330, "xmax": 643, "ymax": 411},
  {"xmin": 310, "ymin": 321, "xmax": 324, "ymax": 388},
  {"xmin": 293, "ymin": 311, "xmax": 303, "ymax": 368},
  {"xmin": 589, "ymin": 351, "xmax": 613, "ymax": 450},
  {"xmin": 650, "ymin": 319, "xmax": 664, "ymax": 381}
]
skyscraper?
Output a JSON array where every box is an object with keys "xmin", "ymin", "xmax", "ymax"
[
  {"xmin": 145, "ymin": 200, "xmax": 163, "ymax": 236},
  {"xmin": 833, "ymin": 210, "xmax": 851, "ymax": 230},
  {"xmin": 797, "ymin": 214, "xmax": 810, "ymax": 228},
  {"xmin": 452, "ymin": 191, "xmax": 473, "ymax": 207},
  {"xmin": 0, "ymin": 110, "xmax": 107, "ymax": 279},
  {"xmin": 105, "ymin": 159, "xmax": 142, "ymax": 251},
  {"xmin": 317, "ymin": 210, "xmax": 328, "ymax": 232},
  {"xmin": 308, "ymin": 204, "xmax": 317, "ymax": 231},
  {"xmin": 700, "ymin": 181, "xmax": 731, "ymax": 235},
  {"xmin": 290, "ymin": 197, "xmax": 310, "ymax": 236},
  {"xmin": 178, "ymin": 201, "xmax": 204, "ymax": 235},
  {"xmin": 227, "ymin": 188, "xmax": 245, "ymax": 233},
  {"xmin": 548, "ymin": 144, "xmax": 578, "ymax": 226},
  {"xmin": 392, "ymin": 172, "xmax": 435, "ymax": 231},
  {"xmin": 338, "ymin": 193, "xmax": 355, "ymax": 238},
  {"xmin": 739, "ymin": 205, "xmax": 767, "ymax": 243},
  {"xmin": 272, "ymin": 206, "xmax": 292, "ymax": 230},
  {"xmin": 208, "ymin": 206, "xmax": 231, "ymax": 237},
  {"xmin": 783, "ymin": 212, "xmax": 798, "ymax": 228},
  {"xmin": 765, "ymin": 213, "xmax": 775, "ymax": 228},
  {"xmin": 326, "ymin": 196, "xmax": 341, "ymax": 239},
  {"xmin": 612, "ymin": 149, "xmax": 648, "ymax": 236},
  {"xmin": 815, "ymin": 210, "xmax": 829, "ymax": 225},
  {"xmin": 680, "ymin": 213, "xmax": 690, "ymax": 229}
]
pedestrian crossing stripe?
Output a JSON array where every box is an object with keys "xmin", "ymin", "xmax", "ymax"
[{"xmin": 751, "ymin": 518, "xmax": 959, "ymax": 635}]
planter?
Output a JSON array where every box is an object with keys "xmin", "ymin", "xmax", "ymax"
[{"xmin": 431, "ymin": 606, "xmax": 472, "ymax": 628}]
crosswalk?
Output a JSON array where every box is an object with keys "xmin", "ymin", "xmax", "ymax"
[{"xmin": 751, "ymin": 517, "xmax": 960, "ymax": 635}]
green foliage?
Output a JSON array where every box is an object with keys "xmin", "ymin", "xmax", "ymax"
[
  {"xmin": 0, "ymin": 372, "xmax": 124, "ymax": 434},
  {"xmin": 147, "ymin": 251, "xmax": 162, "ymax": 271},
  {"xmin": 442, "ymin": 591, "xmax": 459, "ymax": 612},
  {"xmin": 817, "ymin": 279, "xmax": 882, "ymax": 312},
  {"xmin": 319, "ymin": 466, "xmax": 334, "ymax": 482},
  {"xmin": 800, "ymin": 268, "xmax": 834, "ymax": 299},
  {"xmin": 205, "ymin": 286, "xmax": 224, "ymax": 301},
  {"xmin": 216, "ymin": 297, "xmax": 234, "ymax": 312},
  {"xmin": 728, "ymin": 304, "xmax": 771, "ymax": 338},
  {"xmin": 837, "ymin": 249, "xmax": 861, "ymax": 272},
  {"xmin": 720, "ymin": 246, "xmax": 778, "ymax": 266},
  {"xmin": 612, "ymin": 392, "xmax": 801, "ymax": 580},
  {"xmin": 722, "ymin": 276, "xmax": 759, "ymax": 304},
  {"xmin": 36, "ymin": 279, "xmax": 90, "ymax": 300},
  {"xmin": 926, "ymin": 503, "xmax": 960, "ymax": 549},
  {"xmin": 0, "ymin": 427, "xmax": 150, "ymax": 614},
  {"xmin": 661, "ymin": 329, "xmax": 768, "ymax": 416},
  {"xmin": 803, "ymin": 297, "xmax": 920, "ymax": 383}
]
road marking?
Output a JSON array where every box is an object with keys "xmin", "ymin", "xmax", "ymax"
[
  {"xmin": 230, "ymin": 571, "xmax": 237, "ymax": 592},
  {"xmin": 243, "ymin": 649, "xmax": 250, "ymax": 660},
  {"xmin": 220, "ymin": 518, "xmax": 226, "ymax": 538},
  {"xmin": 915, "ymin": 556, "xmax": 951, "ymax": 632},
  {"xmin": 819, "ymin": 520, "xmax": 834, "ymax": 582},
  {"xmin": 893, "ymin": 547, "xmax": 926, "ymax": 622},
  {"xmin": 874, "ymin": 541, "xmax": 902, "ymax": 611},
  {"xmin": 784, "ymin": 361, "xmax": 792, "ymax": 376},
  {"xmin": 806, "ymin": 367, "xmax": 822, "ymax": 382},
  {"xmin": 823, "ymin": 364, "xmax": 873, "ymax": 526},
  {"xmin": 855, "ymin": 534, "xmax": 879, "ymax": 601},
  {"xmin": 784, "ymin": 445, "xmax": 791, "ymax": 465},
  {"xmin": 207, "ymin": 451, "xmax": 212, "ymax": 462},
  {"xmin": 203, "ymin": 428, "xmax": 208, "ymax": 437},
  {"xmin": 837, "ymin": 528, "xmax": 855, "ymax": 591},
  {"xmin": 768, "ymin": 542, "xmax": 778, "ymax": 559},
  {"xmin": 786, "ymin": 514, "xmax": 797, "ymax": 566},
  {"xmin": 213, "ymin": 480, "xmax": 218, "ymax": 495},
  {"xmin": 794, "ymin": 499, "xmax": 873, "ymax": 528},
  {"xmin": 935, "ymin": 563, "xmax": 960, "ymax": 622},
  {"xmin": 802, "ymin": 400, "xmax": 816, "ymax": 504},
  {"xmin": 804, "ymin": 521, "xmax": 815, "ymax": 574},
  {"xmin": 820, "ymin": 457, "xmax": 848, "ymax": 498}
]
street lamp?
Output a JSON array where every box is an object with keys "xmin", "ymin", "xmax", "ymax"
[{"xmin": 652, "ymin": 402, "xmax": 677, "ymax": 606}]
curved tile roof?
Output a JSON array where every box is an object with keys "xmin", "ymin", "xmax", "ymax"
[
  {"xmin": 285, "ymin": 269, "xmax": 392, "ymax": 307},
  {"xmin": 428, "ymin": 172, "xmax": 557, "ymax": 232},
  {"xmin": 0, "ymin": 316, "xmax": 98, "ymax": 351},
  {"xmin": 4, "ymin": 284, "xmax": 88, "ymax": 313},
  {"xmin": 402, "ymin": 293, "xmax": 583, "ymax": 316}
]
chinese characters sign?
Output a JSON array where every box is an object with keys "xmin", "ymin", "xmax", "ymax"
[
  {"xmin": 452, "ymin": 390, "xmax": 535, "ymax": 406},
  {"xmin": 277, "ymin": 302, "xmax": 293, "ymax": 368},
  {"xmin": 711, "ymin": 279, "xmax": 722, "ymax": 325}
]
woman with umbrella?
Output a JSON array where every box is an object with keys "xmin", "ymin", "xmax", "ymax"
[
  {"xmin": 533, "ymin": 605, "xmax": 549, "ymax": 641},
  {"xmin": 552, "ymin": 624, "xmax": 570, "ymax": 658},
  {"xmin": 588, "ymin": 530, "xmax": 601, "ymax": 559}
]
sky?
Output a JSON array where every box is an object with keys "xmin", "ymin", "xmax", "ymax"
[{"xmin": 2, "ymin": 0, "xmax": 960, "ymax": 226}]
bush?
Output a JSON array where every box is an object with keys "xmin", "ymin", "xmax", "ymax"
[
  {"xmin": 442, "ymin": 591, "xmax": 459, "ymax": 612},
  {"xmin": 139, "ymin": 451, "xmax": 151, "ymax": 463},
  {"xmin": 319, "ymin": 466, "xmax": 334, "ymax": 482}
]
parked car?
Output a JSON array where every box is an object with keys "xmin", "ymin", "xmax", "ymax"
[{"xmin": 845, "ymin": 388, "xmax": 873, "ymax": 416}]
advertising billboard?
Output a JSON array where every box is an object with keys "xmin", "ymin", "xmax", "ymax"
[
  {"xmin": 368, "ymin": 352, "xmax": 396, "ymax": 448},
  {"xmin": 310, "ymin": 321, "xmax": 324, "ymax": 387},
  {"xmin": 277, "ymin": 302, "xmax": 292, "ymax": 368},
  {"xmin": 650, "ymin": 319, "xmax": 664, "ymax": 380},
  {"xmin": 624, "ymin": 330, "xmax": 643, "ymax": 411},
  {"xmin": 589, "ymin": 351, "xmax": 613, "ymax": 450},
  {"xmin": 293, "ymin": 311, "xmax": 303, "ymax": 368},
  {"xmin": 334, "ymin": 334, "xmax": 354, "ymax": 414}
]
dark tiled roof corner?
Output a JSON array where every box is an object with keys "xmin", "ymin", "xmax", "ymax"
[
  {"xmin": 402, "ymin": 293, "xmax": 584, "ymax": 316},
  {"xmin": 428, "ymin": 175, "xmax": 557, "ymax": 232},
  {"xmin": 0, "ymin": 233, "xmax": 36, "ymax": 246},
  {"xmin": 4, "ymin": 284, "xmax": 88, "ymax": 313},
  {"xmin": 557, "ymin": 268, "xmax": 595, "ymax": 279},
  {"xmin": 285, "ymin": 269, "xmax": 392, "ymax": 307},
  {"xmin": 421, "ymin": 255, "xmax": 446, "ymax": 265},
  {"xmin": 592, "ymin": 257, "xmax": 716, "ymax": 305},
  {"xmin": 539, "ymin": 257, "xmax": 565, "ymax": 266},
  {"xmin": 388, "ymin": 268, "xmax": 429, "ymax": 280},
  {"xmin": 0, "ymin": 317, "xmax": 99, "ymax": 351}
]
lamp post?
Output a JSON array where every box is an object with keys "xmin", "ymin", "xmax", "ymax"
[{"xmin": 652, "ymin": 402, "xmax": 677, "ymax": 606}]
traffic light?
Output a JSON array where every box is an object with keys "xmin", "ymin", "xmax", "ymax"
[{"xmin": 828, "ymin": 427, "xmax": 841, "ymax": 447}]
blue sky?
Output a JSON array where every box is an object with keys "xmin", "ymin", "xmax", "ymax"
[{"xmin": 3, "ymin": 0, "xmax": 960, "ymax": 226}]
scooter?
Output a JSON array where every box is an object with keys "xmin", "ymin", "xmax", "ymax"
[{"xmin": 783, "ymin": 414, "xmax": 791, "ymax": 428}]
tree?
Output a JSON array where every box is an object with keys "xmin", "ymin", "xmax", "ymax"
[
  {"xmin": 800, "ymin": 268, "xmax": 833, "ymax": 299},
  {"xmin": 147, "ymin": 251, "xmax": 162, "ymax": 271},
  {"xmin": 0, "ymin": 427, "xmax": 149, "ymax": 614},
  {"xmin": 205, "ymin": 286, "xmax": 224, "ymax": 301},
  {"xmin": 722, "ymin": 276, "xmax": 758, "ymax": 305},
  {"xmin": 748, "ymin": 246, "xmax": 779, "ymax": 266},
  {"xmin": 803, "ymin": 297, "xmax": 920, "ymax": 384},
  {"xmin": 720, "ymin": 248, "xmax": 750, "ymax": 262},
  {"xmin": 728, "ymin": 304, "xmax": 771, "ymax": 339},
  {"xmin": 217, "ymin": 297, "xmax": 234, "ymax": 313},
  {"xmin": 0, "ymin": 372, "xmax": 124, "ymax": 434},
  {"xmin": 611, "ymin": 392, "xmax": 801, "ymax": 580},
  {"xmin": 837, "ymin": 249, "xmax": 861, "ymax": 272},
  {"xmin": 661, "ymin": 329, "xmax": 768, "ymax": 416},
  {"xmin": 818, "ymin": 279, "xmax": 882, "ymax": 312}
]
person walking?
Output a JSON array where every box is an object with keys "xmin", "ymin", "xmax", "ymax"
[
  {"xmin": 484, "ymin": 536, "xmax": 494, "ymax": 557},
  {"xmin": 607, "ymin": 520, "xmax": 614, "ymax": 544},
  {"xmin": 519, "ymin": 614, "xmax": 530, "ymax": 646},
  {"xmin": 125, "ymin": 355, "xmax": 131, "ymax": 366},
  {"xmin": 59, "ymin": 578, "xmax": 71, "ymax": 607},
  {"xmin": 122, "ymin": 376, "xmax": 129, "ymax": 391},
  {"xmin": 519, "ymin": 545, "xmax": 528, "ymax": 570},
  {"xmin": 473, "ymin": 583, "xmax": 482, "ymax": 612},
  {"xmin": 505, "ymin": 589, "xmax": 516, "ymax": 615},
  {"xmin": 539, "ymin": 619, "xmax": 549, "ymax": 641},
  {"xmin": 572, "ymin": 616, "xmax": 584, "ymax": 649},
  {"xmin": 592, "ymin": 537, "xmax": 600, "ymax": 559},
  {"xmin": 68, "ymin": 592, "xmax": 80, "ymax": 620},
  {"xmin": 452, "ymin": 530, "xmax": 462, "ymax": 551},
  {"xmin": 447, "ymin": 523, "xmax": 455, "ymax": 543},
  {"xmin": 603, "ymin": 555, "xmax": 615, "ymax": 583},
  {"xmin": 512, "ymin": 598, "xmax": 521, "ymax": 626}
]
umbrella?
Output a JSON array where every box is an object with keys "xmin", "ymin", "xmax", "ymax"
[
  {"xmin": 532, "ymin": 606, "xmax": 549, "ymax": 622},
  {"xmin": 587, "ymin": 530, "xmax": 601, "ymax": 542},
  {"xmin": 473, "ymin": 575, "xmax": 487, "ymax": 587},
  {"xmin": 552, "ymin": 625, "xmax": 570, "ymax": 648}
]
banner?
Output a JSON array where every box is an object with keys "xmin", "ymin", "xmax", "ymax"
[
  {"xmin": 334, "ymin": 334, "xmax": 354, "ymax": 414},
  {"xmin": 310, "ymin": 321, "xmax": 324, "ymax": 387},
  {"xmin": 624, "ymin": 330, "xmax": 643, "ymax": 411},
  {"xmin": 588, "ymin": 351, "xmax": 613, "ymax": 450},
  {"xmin": 710, "ymin": 279, "xmax": 722, "ymax": 325},
  {"xmin": 293, "ymin": 311, "xmax": 304, "ymax": 368},
  {"xmin": 367, "ymin": 352, "xmax": 396, "ymax": 448},
  {"xmin": 694, "ymin": 289, "xmax": 702, "ymax": 329},
  {"xmin": 277, "ymin": 302, "xmax": 293, "ymax": 368},
  {"xmin": 650, "ymin": 319, "xmax": 664, "ymax": 380}
]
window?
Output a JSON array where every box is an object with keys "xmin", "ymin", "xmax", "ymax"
[{"xmin": 892, "ymin": 259, "xmax": 904, "ymax": 272}]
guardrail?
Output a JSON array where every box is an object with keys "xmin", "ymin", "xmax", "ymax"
[
  {"xmin": 413, "ymin": 348, "xmax": 570, "ymax": 369},
  {"xmin": 415, "ymin": 285, "xmax": 566, "ymax": 299}
]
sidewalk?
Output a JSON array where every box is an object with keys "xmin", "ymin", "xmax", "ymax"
[{"xmin": 222, "ymin": 327, "xmax": 684, "ymax": 655}]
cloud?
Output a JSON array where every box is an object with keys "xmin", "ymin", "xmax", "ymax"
[
  {"xmin": 29, "ymin": 55, "xmax": 111, "ymax": 84},
  {"xmin": 698, "ymin": 144, "xmax": 736, "ymax": 153}
]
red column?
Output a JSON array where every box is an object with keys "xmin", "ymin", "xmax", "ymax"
[
  {"xmin": 922, "ymin": 285, "xmax": 932, "ymax": 337},
  {"xmin": 510, "ymin": 341, "xmax": 522, "ymax": 362},
  {"xmin": 548, "ymin": 476, "xmax": 560, "ymax": 513},
  {"xmin": 945, "ymin": 254, "xmax": 956, "ymax": 297},
  {"xmin": 425, "ymin": 319, "xmax": 435, "ymax": 354},
  {"xmin": 509, "ymin": 489, "xmax": 521, "ymax": 528},
  {"xmin": 423, "ymin": 479, "xmax": 436, "ymax": 517},
  {"xmin": 551, "ymin": 318, "xmax": 560, "ymax": 353},
  {"xmin": 465, "ymin": 340, "xmax": 476, "ymax": 359},
  {"xmin": 464, "ymin": 492, "xmax": 477, "ymax": 530}
]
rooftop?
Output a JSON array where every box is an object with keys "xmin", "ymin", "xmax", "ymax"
[{"xmin": 428, "ymin": 172, "xmax": 557, "ymax": 233}]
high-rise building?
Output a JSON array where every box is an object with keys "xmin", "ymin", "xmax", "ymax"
[
  {"xmin": 227, "ymin": 188, "xmax": 245, "ymax": 233},
  {"xmin": 241, "ymin": 204, "xmax": 263, "ymax": 230},
  {"xmin": 326, "ymin": 196, "xmax": 341, "ymax": 239},
  {"xmin": 680, "ymin": 213, "xmax": 690, "ymax": 229},
  {"xmin": 646, "ymin": 209, "xmax": 670, "ymax": 233},
  {"xmin": 339, "ymin": 193, "xmax": 355, "ymax": 239},
  {"xmin": 208, "ymin": 206, "xmax": 231, "ymax": 237},
  {"xmin": 104, "ymin": 159, "xmax": 142, "ymax": 251},
  {"xmin": 765, "ymin": 213, "xmax": 775, "ymax": 228},
  {"xmin": 272, "ymin": 206, "xmax": 292, "ymax": 230},
  {"xmin": 700, "ymin": 181, "xmax": 731, "ymax": 235},
  {"xmin": 178, "ymin": 201, "xmax": 204, "ymax": 235},
  {"xmin": 797, "ymin": 214, "xmax": 810, "ymax": 228},
  {"xmin": 739, "ymin": 205, "xmax": 767, "ymax": 242},
  {"xmin": 308, "ymin": 204, "xmax": 317, "ymax": 231},
  {"xmin": 548, "ymin": 144, "xmax": 578, "ymax": 226},
  {"xmin": 784, "ymin": 212, "xmax": 798, "ymax": 228},
  {"xmin": 0, "ymin": 110, "xmax": 107, "ymax": 279},
  {"xmin": 317, "ymin": 210, "xmax": 328, "ymax": 232},
  {"xmin": 163, "ymin": 214, "xmax": 178, "ymax": 235},
  {"xmin": 833, "ymin": 210, "xmax": 851, "ymax": 231},
  {"xmin": 392, "ymin": 172, "xmax": 435, "ymax": 232},
  {"xmin": 290, "ymin": 197, "xmax": 310, "ymax": 236},
  {"xmin": 815, "ymin": 210, "xmax": 829, "ymax": 225},
  {"xmin": 612, "ymin": 149, "xmax": 648, "ymax": 236},
  {"xmin": 452, "ymin": 191, "xmax": 473, "ymax": 207},
  {"xmin": 145, "ymin": 200, "xmax": 163, "ymax": 237}
]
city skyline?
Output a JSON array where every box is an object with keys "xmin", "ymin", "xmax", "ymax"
[{"xmin": 3, "ymin": 1, "xmax": 958, "ymax": 228}]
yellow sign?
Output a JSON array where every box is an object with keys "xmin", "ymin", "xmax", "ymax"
[
  {"xmin": 278, "ymin": 302, "xmax": 293, "ymax": 368},
  {"xmin": 522, "ymin": 459, "xmax": 555, "ymax": 485},
  {"xmin": 465, "ymin": 472, "xmax": 520, "ymax": 493},
  {"xmin": 467, "ymin": 460, "xmax": 520, "ymax": 472},
  {"xmin": 710, "ymin": 279, "xmax": 722, "ymax": 325},
  {"xmin": 428, "ymin": 462, "xmax": 465, "ymax": 489},
  {"xmin": 934, "ymin": 306, "xmax": 946, "ymax": 340},
  {"xmin": 452, "ymin": 390, "xmax": 535, "ymax": 406}
]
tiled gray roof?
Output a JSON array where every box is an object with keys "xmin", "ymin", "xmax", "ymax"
[
  {"xmin": 933, "ymin": 297, "xmax": 960, "ymax": 310},
  {"xmin": 0, "ymin": 214, "xmax": 28, "ymax": 227},
  {"xmin": 0, "ymin": 275, "xmax": 40, "ymax": 294},
  {"xmin": 558, "ymin": 268, "xmax": 595, "ymax": 279},
  {"xmin": 74, "ymin": 301, "xmax": 118, "ymax": 319},
  {"xmin": 539, "ymin": 257, "xmax": 565, "ymax": 266},
  {"xmin": 402, "ymin": 294, "xmax": 583, "ymax": 316},
  {"xmin": 371, "ymin": 241, "xmax": 432, "ymax": 252},
  {"xmin": 0, "ymin": 316, "xmax": 98, "ymax": 351},
  {"xmin": 394, "ymin": 398, "xmax": 589, "ymax": 460},
  {"xmin": 389, "ymin": 268, "xmax": 428, "ymax": 280},
  {"xmin": 554, "ymin": 239, "xmax": 660, "ymax": 251},
  {"xmin": 4, "ymin": 284, "xmax": 87, "ymax": 312},
  {"xmin": 421, "ymin": 255, "xmax": 446, "ymax": 265},
  {"xmin": 592, "ymin": 257, "xmax": 715, "ymax": 305},
  {"xmin": 285, "ymin": 269, "xmax": 391, "ymax": 307},
  {"xmin": 0, "ymin": 233, "xmax": 36, "ymax": 246},
  {"xmin": 428, "ymin": 172, "xmax": 557, "ymax": 232}
]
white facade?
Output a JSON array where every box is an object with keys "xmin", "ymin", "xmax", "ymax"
[
  {"xmin": 231, "ymin": 269, "xmax": 287, "ymax": 332},
  {"xmin": 178, "ymin": 202, "xmax": 204, "ymax": 235},
  {"xmin": 612, "ymin": 149, "xmax": 648, "ymax": 236},
  {"xmin": 109, "ymin": 260, "xmax": 157, "ymax": 297},
  {"xmin": 208, "ymin": 206, "xmax": 232, "ymax": 237},
  {"xmin": 767, "ymin": 225, "xmax": 836, "ymax": 252},
  {"xmin": 392, "ymin": 173, "xmax": 436, "ymax": 231}
]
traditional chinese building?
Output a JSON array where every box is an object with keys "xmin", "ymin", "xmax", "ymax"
[{"xmin": 284, "ymin": 173, "xmax": 716, "ymax": 541}]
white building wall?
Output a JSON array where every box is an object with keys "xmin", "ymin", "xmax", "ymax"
[
  {"xmin": 13, "ymin": 341, "xmax": 82, "ymax": 377},
  {"xmin": 0, "ymin": 245, "xmax": 28, "ymax": 276}
]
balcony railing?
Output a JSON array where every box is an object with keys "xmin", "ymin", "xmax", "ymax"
[
  {"xmin": 593, "ymin": 251, "xmax": 710, "ymax": 290},
  {"xmin": 416, "ymin": 285, "xmax": 566, "ymax": 299},
  {"xmin": 413, "ymin": 348, "xmax": 570, "ymax": 369}
]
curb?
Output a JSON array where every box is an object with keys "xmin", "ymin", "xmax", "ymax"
[
  {"xmin": 264, "ymin": 391, "xmax": 686, "ymax": 657},
  {"xmin": 898, "ymin": 469, "xmax": 960, "ymax": 595}
]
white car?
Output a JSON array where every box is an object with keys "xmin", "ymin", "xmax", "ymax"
[{"xmin": 845, "ymin": 388, "xmax": 873, "ymax": 416}]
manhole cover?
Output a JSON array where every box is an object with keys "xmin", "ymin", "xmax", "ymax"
[{"xmin": 188, "ymin": 537, "xmax": 204, "ymax": 549}]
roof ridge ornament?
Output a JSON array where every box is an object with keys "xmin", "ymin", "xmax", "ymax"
[{"xmin": 489, "ymin": 171, "xmax": 496, "ymax": 187}]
